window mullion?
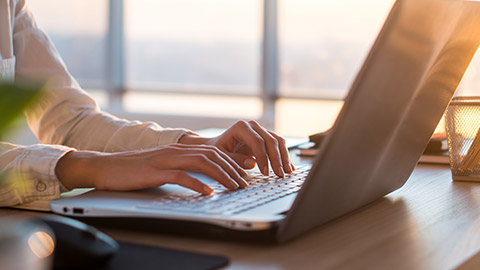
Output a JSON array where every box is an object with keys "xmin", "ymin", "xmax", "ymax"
[
  {"xmin": 261, "ymin": 0, "xmax": 279, "ymax": 130},
  {"xmin": 107, "ymin": 0, "xmax": 126, "ymax": 110}
]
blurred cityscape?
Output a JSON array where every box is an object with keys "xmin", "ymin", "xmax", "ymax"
[{"xmin": 49, "ymin": 33, "xmax": 372, "ymax": 99}]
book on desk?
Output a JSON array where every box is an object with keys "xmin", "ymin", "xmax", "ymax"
[{"xmin": 298, "ymin": 132, "xmax": 450, "ymax": 165}]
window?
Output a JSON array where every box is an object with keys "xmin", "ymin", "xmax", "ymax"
[
  {"xmin": 279, "ymin": 0, "xmax": 395, "ymax": 99},
  {"xmin": 25, "ymin": 1, "xmax": 480, "ymax": 137},
  {"xmin": 125, "ymin": 0, "xmax": 261, "ymax": 96},
  {"xmin": 275, "ymin": 0, "xmax": 395, "ymax": 136},
  {"xmin": 457, "ymin": 49, "xmax": 480, "ymax": 96},
  {"xmin": 122, "ymin": 0, "xmax": 263, "ymax": 120},
  {"xmin": 28, "ymin": 0, "xmax": 108, "ymax": 90}
]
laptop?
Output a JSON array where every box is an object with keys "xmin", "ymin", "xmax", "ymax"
[{"xmin": 50, "ymin": 0, "xmax": 480, "ymax": 243}]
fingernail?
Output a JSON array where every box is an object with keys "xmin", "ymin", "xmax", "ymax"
[
  {"xmin": 239, "ymin": 178, "xmax": 248, "ymax": 188},
  {"xmin": 230, "ymin": 180, "xmax": 239, "ymax": 189},
  {"xmin": 284, "ymin": 164, "xmax": 293, "ymax": 173},
  {"xmin": 203, "ymin": 186, "xmax": 213, "ymax": 195},
  {"xmin": 244, "ymin": 158, "xmax": 256, "ymax": 168},
  {"xmin": 290, "ymin": 162, "xmax": 296, "ymax": 171},
  {"xmin": 263, "ymin": 166, "xmax": 269, "ymax": 176},
  {"xmin": 279, "ymin": 167, "xmax": 285, "ymax": 178}
]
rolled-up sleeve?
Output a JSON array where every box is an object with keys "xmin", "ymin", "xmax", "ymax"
[{"xmin": 0, "ymin": 143, "xmax": 73, "ymax": 206}]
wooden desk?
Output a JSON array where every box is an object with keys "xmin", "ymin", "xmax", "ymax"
[{"xmin": 2, "ymin": 164, "xmax": 480, "ymax": 270}]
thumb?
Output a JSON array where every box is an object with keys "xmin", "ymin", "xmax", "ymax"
[{"xmin": 228, "ymin": 153, "xmax": 257, "ymax": 169}]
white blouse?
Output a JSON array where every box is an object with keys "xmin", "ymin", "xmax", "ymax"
[{"xmin": 0, "ymin": 0, "xmax": 194, "ymax": 206}]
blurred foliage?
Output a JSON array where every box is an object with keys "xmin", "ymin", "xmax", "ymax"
[{"xmin": 0, "ymin": 82, "xmax": 45, "ymax": 139}]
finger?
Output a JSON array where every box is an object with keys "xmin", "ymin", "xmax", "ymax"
[
  {"xmin": 168, "ymin": 153, "xmax": 240, "ymax": 190},
  {"xmin": 203, "ymin": 147, "xmax": 249, "ymax": 187},
  {"xmin": 171, "ymin": 144, "xmax": 248, "ymax": 177},
  {"xmin": 158, "ymin": 170, "xmax": 213, "ymax": 195},
  {"xmin": 268, "ymin": 131, "xmax": 295, "ymax": 173},
  {"xmin": 168, "ymin": 144, "xmax": 248, "ymax": 188},
  {"xmin": 247, "ymin": 121, "xmax": 285, "ymax": 177},
  {"xmin": 231, "ymin": 121, "xmax": 270, "ymax": 176},
  {"xmin": 229, "ymin": 152, "xmax": 257, "ymax": 169}
]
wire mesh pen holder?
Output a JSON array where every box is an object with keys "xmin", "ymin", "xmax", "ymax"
[{"xmin": 446, "ymin": 97, "xmax": 480, "ymax": 181}]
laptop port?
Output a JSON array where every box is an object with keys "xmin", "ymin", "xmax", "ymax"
[{"xmin": 73, "ymin": 208, "xmax": 84, "ymax": 214}]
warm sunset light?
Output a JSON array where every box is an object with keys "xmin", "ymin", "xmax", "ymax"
[{"xmin": 4, "ymin": 1, "xmax": 480, "ymax": 267}]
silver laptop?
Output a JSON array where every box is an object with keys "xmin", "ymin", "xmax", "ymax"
[{"xmin": 50, "ymin": 0, "xmax": 480, "ymax": 242}]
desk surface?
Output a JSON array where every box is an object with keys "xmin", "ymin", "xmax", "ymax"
[{"xmin": 2, "ymin": 162, "xmax": 480, "ymax": 270}]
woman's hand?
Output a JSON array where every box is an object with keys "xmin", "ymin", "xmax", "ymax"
[
  {"xmin": 179, "ymin": 120, "xmax": 295, "ymax": 177},
  {"xmin": 55, "ymin": 144, "xmax": 249, "ymax": 195},
  {"xmin": 56, "ymin": 120, "xmax": 293, "ymax": 195}
]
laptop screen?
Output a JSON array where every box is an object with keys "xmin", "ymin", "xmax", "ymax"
[{"xmin": 280, "ymin": 0, "xmax": 480, "ymax": 242}]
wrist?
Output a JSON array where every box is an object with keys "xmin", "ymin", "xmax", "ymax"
[
  {"xmin": 178, "ymin": 133, "xmax": 209, "ymax": 145},
  {"xmin": 55, "ymin": 151, "xmax": 103, "ymax": 190}
]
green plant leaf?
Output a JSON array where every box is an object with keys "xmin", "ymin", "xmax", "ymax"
[{"xmin": 0, "ymin": 82, "xmax": 45, "ymax": 138}]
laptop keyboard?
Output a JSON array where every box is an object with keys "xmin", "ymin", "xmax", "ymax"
[{"xmin": 136, "ymin": 166, "xmax": 310, "ymax": 215}]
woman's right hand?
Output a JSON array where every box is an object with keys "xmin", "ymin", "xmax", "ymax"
[{"xmin": 55, "ymin": 144, "xmax": 249, "ymax": 195}]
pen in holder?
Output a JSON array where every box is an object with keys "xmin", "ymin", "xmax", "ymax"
[{"xmin": 446, "ymin": 97, "xmax": 480, "ymax": 181}]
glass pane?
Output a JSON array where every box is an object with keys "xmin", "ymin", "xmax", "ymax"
[
  {"xmin": 279, "ymin": 0, "xmax": 395, "ymax": 99},
  {"xmin": 27, "ymin": 0, "xmax": 108, "ymax": 88},
  {"xmin": 275, "ymin": 99, "xmax": 343, "ymax": 137},
  {"xmin": 457, "ymin": 48, "xmax": 480, "ymax": 96},
  {"xmin": 125, "ymin": 0, "xmax": 261, "ymax": 95},
  {"xmin": 124, "ymin": 93, "xmax": 262, "ymax": 119}
]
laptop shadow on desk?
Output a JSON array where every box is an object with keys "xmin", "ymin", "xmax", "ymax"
[{"xmin": 287, "ymin": 197, "xmax": 412, "ymax": 243}]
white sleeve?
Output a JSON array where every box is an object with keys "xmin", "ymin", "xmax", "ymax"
[{"xmin": 0, "ymin": 142, "xmax": 73, "ymax": 206}]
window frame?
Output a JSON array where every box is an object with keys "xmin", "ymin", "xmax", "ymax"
[{"xmin": 105, "ymin": 0, "xmax": 331, "ymax": 130}]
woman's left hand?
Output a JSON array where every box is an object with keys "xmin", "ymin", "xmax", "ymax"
[{"xmin": 179, "ymin": 120, "xmax": 295, "ymax": 177}]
